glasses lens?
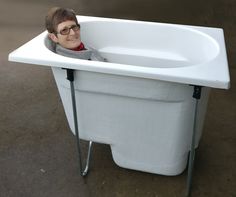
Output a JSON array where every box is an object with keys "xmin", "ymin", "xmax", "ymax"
[
  {"xmin": 72, "ymin": 24, "xmax": 80, "ymax": 31},
  {"xmin": 60, "ymin": 27, "xmax": 70, "ymax": 35}
]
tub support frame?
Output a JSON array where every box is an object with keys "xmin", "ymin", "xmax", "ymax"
[
  {"xmin": 66, "ymin": 68, "xmax": 93, "ymax": 177},
  {"xmin": 186, "ymin": 85, "xmax": 202, "ymax": 197}
]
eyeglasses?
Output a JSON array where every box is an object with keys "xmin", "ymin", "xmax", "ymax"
[{"xmin": 57, "ymin": 24, "xmax": 80, "ymax": 35}]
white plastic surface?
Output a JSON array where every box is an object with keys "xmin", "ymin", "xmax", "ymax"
[
  {"xmin": 8, "ymin": 16, "xmax": 230, "ymax": 175},
  {"xmin": 9, "ymin": 16, "xmax": 230, "ymax": 89},
  {"xmin": 51, "ymin": 67, "xmax": 210, "ymax": 175}
]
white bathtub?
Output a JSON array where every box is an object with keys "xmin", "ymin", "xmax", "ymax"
[{"xmin": 9, "ymin": 16, "xmax": 230, "ymax": 176}]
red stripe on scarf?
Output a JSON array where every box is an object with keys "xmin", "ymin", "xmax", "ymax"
[{"xmin": 72, "ymin": 42, "xmax": 86, "ymax": 51}]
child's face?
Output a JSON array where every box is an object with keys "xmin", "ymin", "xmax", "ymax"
[{"xmin": 50, "ymin": 20, "xmax": 81, "ymax": 49}]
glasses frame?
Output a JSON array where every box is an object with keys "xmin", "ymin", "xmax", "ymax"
[{"xmin": 56, "ymin": 24, "xmax": 81, "ymax": 35}]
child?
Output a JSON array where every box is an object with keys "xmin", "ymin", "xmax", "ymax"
[{"xmin": 45, "ymin": 7, "xmax": 105, "ymax": 61}]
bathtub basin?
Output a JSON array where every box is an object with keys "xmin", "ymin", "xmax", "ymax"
[{"xmin": 9, "ymin": 16, "xmax": 230, "ymax": 175}]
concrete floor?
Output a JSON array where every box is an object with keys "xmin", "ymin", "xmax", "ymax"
[{"xmin": 0, "ymin": 0, "xmax": 235, "ymax": 196}]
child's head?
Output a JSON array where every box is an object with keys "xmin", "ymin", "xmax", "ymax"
[{"xmin": 45, "ymin": 7, "xmax": 81, "ymax": 49}]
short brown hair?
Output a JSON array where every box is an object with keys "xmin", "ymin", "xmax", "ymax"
[{"xmin": 45, "ymin": 7, "xmax": 78, "ymax": 33}]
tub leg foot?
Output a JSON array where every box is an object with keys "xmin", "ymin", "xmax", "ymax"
[
  {"xmin": 186, "ymin": 86, "xmax": 202, "ymax": 197},
  {"xmin": 66, "ymin": 68, "xmax": 93, "ymax": 177}
]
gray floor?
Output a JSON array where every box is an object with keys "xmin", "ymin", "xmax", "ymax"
[{"xmin": 0, "ymin": 0, "xmax": 235, "ymax": 196}]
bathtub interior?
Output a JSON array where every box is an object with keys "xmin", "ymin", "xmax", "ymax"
[
  {"xmin": 79, "ymin": 21, "xmax": 219, "ymax": 68},
  {"xmin": 9, "ymin": 16, "xmax": 230, "ymax": 89}
]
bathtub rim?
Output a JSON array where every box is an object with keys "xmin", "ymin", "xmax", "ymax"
[{"xmin": 8, "ymin": 15, "xmax": 230, "ymax": 89}]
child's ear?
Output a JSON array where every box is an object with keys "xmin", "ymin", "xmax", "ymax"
[{"xmin": 48, "ymin": 33, "xmax": 58, "ymax": 43}]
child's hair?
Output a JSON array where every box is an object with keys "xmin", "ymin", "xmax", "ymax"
[{"xmin": 45, "ymin": 7, "xmax": 78, "ymax": 33}]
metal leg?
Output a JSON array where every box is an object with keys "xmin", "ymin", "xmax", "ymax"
[
  {"xmin": 186, "ymin": 86, "xmax": 202, "ymax": 197},
  {"xmin": 67, "ymin": 69, "xmax": 93, "ymax": 177},
  {"xmin": 186, "ymin": 99, "xmax": 199, "ymax": 196}
]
